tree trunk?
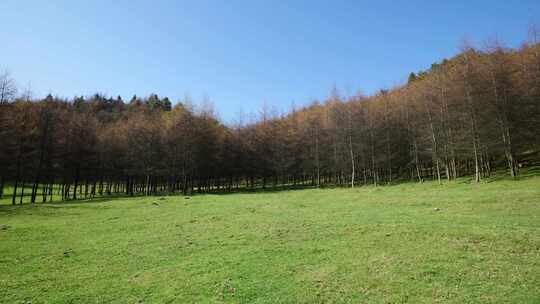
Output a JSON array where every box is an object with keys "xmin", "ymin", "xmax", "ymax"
[
  {"xmin": 315, "ymin": 126, "xmax": 320, "ymax": 188},
  {"xmin": 0, "ymin": 175, "xmax": 4, "ymax": 199},
  {"xmin": 349, "ymin": 133, "xmax": 355, "ymax": 188},
  {"xmin": 19, "ymin": 181, "xmax": 25, "ymax": 205}
]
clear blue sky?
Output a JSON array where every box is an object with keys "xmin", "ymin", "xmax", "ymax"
[{"xmin": 1, "ymin": 1, "xmax": 539, "ymax": 121}]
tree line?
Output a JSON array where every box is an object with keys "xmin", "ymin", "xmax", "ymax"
[{"xmin": 1, "ymin": 38, "xmax": 540, "ymax": 204}]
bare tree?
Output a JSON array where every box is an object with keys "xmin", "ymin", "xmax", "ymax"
[
  {"xmin": 0, "ymin": 71, "xmax": 17, "ymax": 104},
  {"xmin": 460, "ymin": 45, "xmax": 482, "ymax": 183}
]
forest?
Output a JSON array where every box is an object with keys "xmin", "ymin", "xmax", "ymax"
[{"xmin": 1, "ymin": 40, "xmax": 540, "ymax": 205}]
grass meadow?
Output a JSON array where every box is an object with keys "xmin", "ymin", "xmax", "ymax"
[{"xmin": 1, "ymin": 174, "xmax": 540, "ymax": 303}]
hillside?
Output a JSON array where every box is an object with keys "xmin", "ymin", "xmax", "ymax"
[{"xmin": 1, "ymin": 175, "xmax": 539, "ymax": 303}]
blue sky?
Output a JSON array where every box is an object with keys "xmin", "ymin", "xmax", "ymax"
[{"xmin": 1, "ymin": 0, "xmax": 539, "ymax": 121}]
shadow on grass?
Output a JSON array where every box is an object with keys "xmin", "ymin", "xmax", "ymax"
[
  {"xmin": 476, "ymin": 166, "xmax": 540, "ymax": 183},
  {"xmin": 0, "ymin": 195, "xmax": 121, "ymax": 213},
  {"xmin": 1, "ymin": 166, "xmax": 539, "ymax": 214}
]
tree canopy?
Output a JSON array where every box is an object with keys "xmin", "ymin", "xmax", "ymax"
[{"xmin": 1, "ymin": 39, "xmax": 539, "ymax": 204}]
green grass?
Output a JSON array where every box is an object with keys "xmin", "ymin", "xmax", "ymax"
[{"xmin": 1, "ymin": 176, "xmax": 540, "ymax": 303}]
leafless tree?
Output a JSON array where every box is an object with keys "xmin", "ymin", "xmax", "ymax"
[{"xmin": 0, "ymin": 71, "xmax": 17, "ymax": 104}]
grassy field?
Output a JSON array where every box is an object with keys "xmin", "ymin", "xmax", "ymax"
[{"xmin": 1, "ymin": 176, "xmax": 540, "ymax": 303}]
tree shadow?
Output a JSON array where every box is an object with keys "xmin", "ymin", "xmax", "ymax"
[
  {"xmin": 1, "ymin": 166, "xmax": 539, "ymax": 214},
  {"xmin": 0, "ymin": 195, "xmax": 120, "ymax": 214}
]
